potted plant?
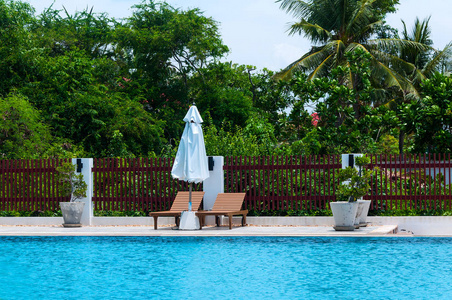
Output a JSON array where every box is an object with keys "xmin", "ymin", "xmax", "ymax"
[
  {"xmin": 56, "ymin": 161, "xmax": 88, "ymax": 227},
  {"xmin": 331, "ymin": 156, "xmax": 378, "ymax": 231}
]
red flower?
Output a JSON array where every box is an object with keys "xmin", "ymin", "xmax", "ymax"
[{"xmin": 311, "ymin": 113, "xmax": 320, "ymax": 127}]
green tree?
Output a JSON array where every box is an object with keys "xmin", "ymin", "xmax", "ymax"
[
  {"xmin": 203, "ymin": 121, "xmax": 277, "ymax": 157},
  {"xmin": 246, "ymin": 68, "xmax": 297, "ymax": 135},
  {"xmin": 55, "ymin": 161, "xmax": 87, "ymax": 201},
  {"xmin": 383, "ymin": 17, "xmax": 451, "ymax": 153},
  {"xmin": 396, "ymin": 17, "xmax": 451, "ymax": 88},
  {"xmin": 188, "ymin": 62, "xmax": 295, "ymax": 138},
  {"xmin": 400, "ymin": 17, "xmax": 433, "ymax": 71},
  {"xmin": 0, "ymin": 0, "xmax": 36, "ymax": 95},
  {"xmin": 289, "ymin": 49, "xmax": 400, "ymax": 154},
  {"xmin": 0, "ymin": 93, "xmax": 51, "ymax": 158},
  {"xmin": 120, "ymin": 1, "xmax": 228, "ymax": 84},
  {"xmin": 189, "ymin": 62, "xmax": 254, "ymax": 129},
  {"xmin": 31, "ymin": 5, "xmax": 115, "ymax": 59},
  {"xmin": 275, "ymin": 0, "xmax": 428, "ymax": 100},
  {"xmin": 19, "ymin": 49, "xmax": 165, "ymax": 157},
  {"xmin": 114, "ymin": 1, "xmax": 229, "ymax": 142},
  {"xmin": 399, "ymin": 73, "xmax": 452, "ymax": 153}
]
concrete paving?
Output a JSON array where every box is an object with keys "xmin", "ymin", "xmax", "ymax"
[
  {"xmin": 0, "ymin": 224, "xmax": 399, "ymax": 237},
  {"xmin": 5, "ymin": 216, "xmax": 452, "ymax": 235}
]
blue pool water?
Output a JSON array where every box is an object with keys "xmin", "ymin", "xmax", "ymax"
[{"xmin": 1, "ymin": 236, "xmax": 452, "ymax": 299}]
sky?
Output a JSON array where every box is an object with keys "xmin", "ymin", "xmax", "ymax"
[{"xmin": 24, "ymin": 0, "xmax": 452, "ymax": 72}]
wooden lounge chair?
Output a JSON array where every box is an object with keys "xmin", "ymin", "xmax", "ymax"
[
  {"xmin": 149, "ymin": 191, "xmax": 205, "ymax": 229},
  {"xmin": 196, "ymin": 193, "xmax": 248, "ymax": 230}
]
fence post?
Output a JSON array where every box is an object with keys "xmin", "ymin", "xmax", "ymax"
[
  {"xmin": 72, "ymin": 158, "xmax": 93, "ymax": 226},
  {"xmin": 202, "ymin": 156, "xmax": 224, "ymax": 210}
]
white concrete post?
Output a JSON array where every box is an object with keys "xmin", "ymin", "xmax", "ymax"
[
  {"xmin": 341, "ymin": 153, "xmax": 363, "ymax": 171},
  {"xmin": 72, "ymin": 158, "xmax": 93, "ymax": 226},
  {"xmin": 202, "ymin": 156, "xmax": 224, "ymax": 210},
  {"xmin": 341, "ymin": 153, "xmax": 364, "ymax": 202}
]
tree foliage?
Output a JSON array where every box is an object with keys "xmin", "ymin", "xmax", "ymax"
[
  {"xmin": 275, "ymin": 0, "xmax": 433, "ymax": 101},
  {"xmin": 400, "ymin": 73, "xmax": 452, "ymax": 153},
  {"xmin": 285, "ymin": 48, "xmax": 401, "ymax": 154},
  {"xmin": 0, "ymin": 0, "xmax": 450, "ymax": 159},
  {"xmin": 0, "ymin": 0, "xmax": 36, "ymax": 95},
  {"xmin": 56, "ymin": 161, "xmax": 87, "ymax": 201},
  {"xmin": 0, "ymin": 93, "xmax": 51, "ymax": 158},
  {"xmin": 336, "ymin": 156, "xmax": 379, "ymax": 202}
]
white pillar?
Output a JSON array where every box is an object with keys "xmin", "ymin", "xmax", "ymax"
[
  {"xmin": 202, "ymin": 156, "xmax": 224, "ymax": 210},
  {"xmin": 341, "ymin": 153, "xmax": 364, "ymax": 202},
  {"xmin": 341, "ymin": 153, "xmax": 363, "ymax": 170},
  {"xmin": 72, "ymin": 158, "xmax": 93, "ymax": 226}
]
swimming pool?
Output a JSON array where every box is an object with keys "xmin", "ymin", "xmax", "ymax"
[{"xmin": 0, "ymin": 236, "xmax": 451, "ymax": 299}]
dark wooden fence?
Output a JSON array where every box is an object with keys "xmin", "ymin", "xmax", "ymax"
[
  {"xmin": 92, "ymin": 158, "xmax": 201, "ymax": 212},
  {"xmin": 224, "ymin": 155, "xmax": 342, "ymax": 211},
  {"xmin": 366, "ymin": 153, "xmax": 452, "ymax": 211},
  {"xmin": 0, "ymin": 159, "xmax": 69, "ymax": 211},
  {"xmin": 224, "ymin": 154, "xmax": 451, "ymax": 212},
  {"xmin": 1, "ymin": 154, "xmax": 451, "ymax": 213}
]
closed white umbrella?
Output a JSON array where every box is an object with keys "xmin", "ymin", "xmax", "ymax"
[{"xmin": 171, "ymin": 105, "xmax": 209, "ymax": 211}]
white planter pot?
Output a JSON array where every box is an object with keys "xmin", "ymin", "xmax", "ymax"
[
  {"xmin": 60, "ymin": 202, "xmax": 85, "ymax": 227},
  {"xmin": 357, "ymin": 200, "xmax": 371, "ymax": 226},
  {"xmin": 354, "ymin": 201, "xmax": 365, "ymax": 229},
  {"xmin": 330, "ymin": 201, "xmax": 358, "ymax": 231}
]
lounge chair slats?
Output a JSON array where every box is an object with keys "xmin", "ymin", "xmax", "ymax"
[
  {"xmin": 196, "ymin": 193, "xmax": 248, "ymax": 230},
  {"xmin": 149, "ymin": 191, "xmax": 204, "ymax": 229}
]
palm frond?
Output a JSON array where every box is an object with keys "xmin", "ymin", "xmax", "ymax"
[
  {"xmin": 345, "ymin": 42, "xmax": 365, "ymax": 53},
  {"xmin": 372, "ymin": 60, "xmax": 420, "ymax": 99},
  {"xmin": 370, "ymin": 49, "xmax": 418, "ymax": 75},
  {"xmin": 346, "ymin": 0, "xmax": 376, "ymax": 38},
  {"xmin": 308, "ymin": 53, "xmax": 334, "ymax": 80},
  {"xmin": 356, "ymin": 20, "xmax": 383, "ymax": 43},
  {"xmin": 273, "ymin": 43, "xmax": 336, "ymax": 80},
  {"xmin": 344, "ymin": 44, "xmax": 420, "ymax": 98},
  {"xmin": 369, "ymin": 38, "xmax": 432, "ymax": 53},
  {"xmin": 344, "ymin": 59, "xmax": 354, "ymax": 89},
  {"xmin": 371, "ymin": 48, "xmax": 428, "ymax": 89},
  {"xmin": 410, "ymin": 16, "xmax": 432, "ymax": 45},
  {"xmin": 276, "ymin": 0, "xmax": 311, "ymax": 19},
  {"xmin": 288, "ymin": 20, "xmax": 332, "ymax": 43},
  {"xmin": 370, "ymin": 88, "xmax": 393, "ymax": 107},
  {"xmin": 422, "ymin": 42, "xmax": 452, "ymax": 76}
]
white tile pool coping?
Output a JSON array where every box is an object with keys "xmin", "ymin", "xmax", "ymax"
[
  {"xmin": 2, "ymin": 216, "xmax": 452, "ymax": 236},
  {"xmin": 0, "ymin": 224, "xmax": 399, "ymax": 237}
]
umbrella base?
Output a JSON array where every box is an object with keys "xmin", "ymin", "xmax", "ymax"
[{"xmin": 179, "ymin": 211, "xmax": 200, "ymax": 230}]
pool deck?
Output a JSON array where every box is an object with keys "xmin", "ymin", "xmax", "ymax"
[{"xmin": 0, "ymin": 224, "xmax": 401, "ymax": 237}]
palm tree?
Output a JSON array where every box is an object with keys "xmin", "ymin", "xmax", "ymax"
[
  {"xmin": 398, "ymin": 17, "xmax": 451, "ymax": 86},
  {"xmin": 400, "ymin": 17, "xmax": 432, "ymax": 69},
  {"xmin": 390, "ymin": 16, "xmax": 451, "ymax": 154},
  {"xmin": 275, "ymin": 0, "xmax": 430, "ymax": 100}
]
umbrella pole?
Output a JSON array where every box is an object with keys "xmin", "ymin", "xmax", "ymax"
[{"xmin": 188, "ymin": 182, "xmax": 192, "ymax": 211}]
